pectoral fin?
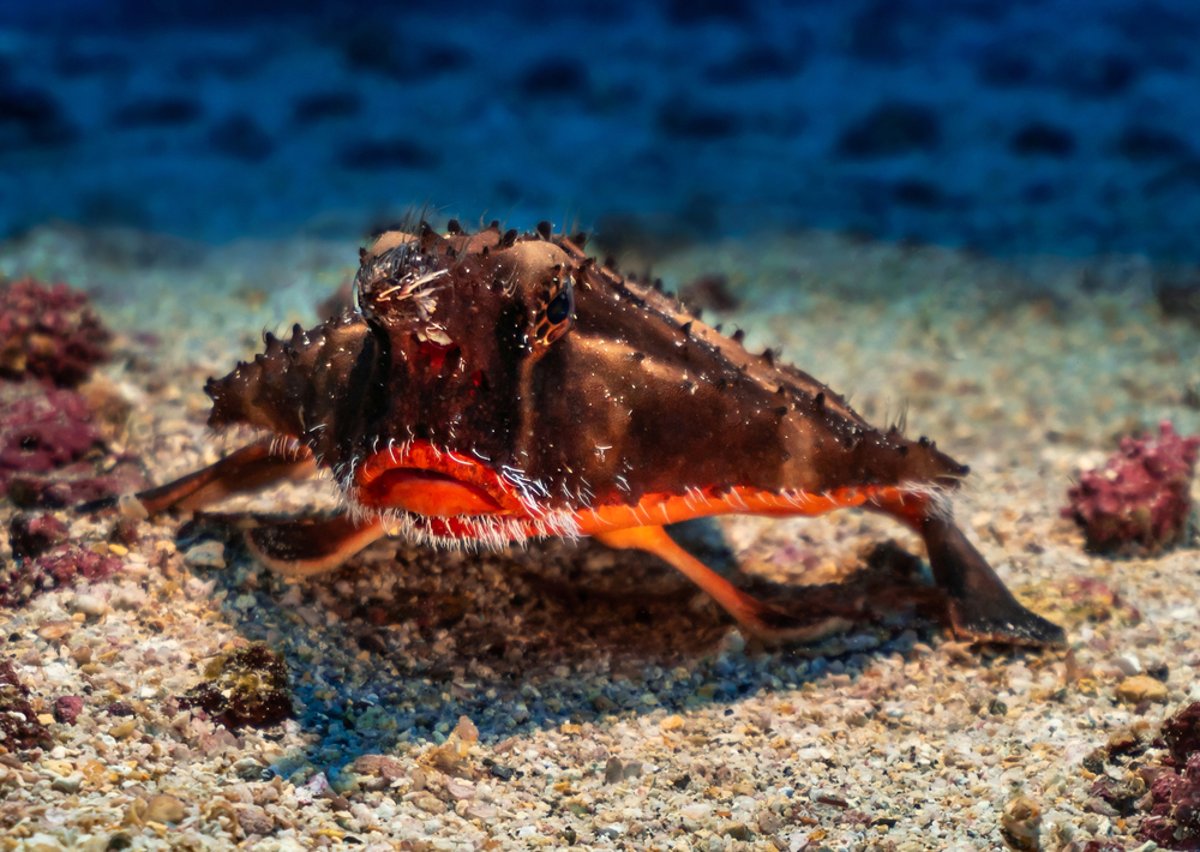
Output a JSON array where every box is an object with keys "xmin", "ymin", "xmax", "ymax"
[
  {"xmin": 921, "ymin": 517, "xmax": 1065, "ymax": 646},
  {"xmin": 79, "ymin": 438, "xmax": 315, "ymax": 516},
  {"xmin": 595, "ymin": 525, "xmax": 854, "ymax": 644},
  {"xmin": 245, "ymin": 513, "xmax": 387, "ymax": 577}
]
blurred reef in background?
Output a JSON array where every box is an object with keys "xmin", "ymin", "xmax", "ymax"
[{"xmin": 1, "ymin": 0, "xmax": 1199, "ymax": 259}]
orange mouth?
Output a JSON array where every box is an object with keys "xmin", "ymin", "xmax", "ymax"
[{"xmin": 355, "ymin": 440, "xmax": 523, "ymax": 517}]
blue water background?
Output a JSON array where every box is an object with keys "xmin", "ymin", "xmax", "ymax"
[{"xmin": 2, "ymin": 0, "xmax": 1198, "ymax": 258}]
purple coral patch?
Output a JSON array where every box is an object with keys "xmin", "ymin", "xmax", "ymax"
[
  {"xmin": 0, "ymin": 278, "xmax": 111, "ymax": 387},
  {"xmin": 1141, "ymin": 752, "xmax": 1200, "ymax": 848},
  {"xmin": 0, "ymin": 382, "xmax": 143, "ymax": 507},
  {"xmin": 1064, "ymin": 421, "xmax": 1199, "ymax": 555},
  {"xmin": 1123, "ymin": 702, "xmax": 1200, "ymax": 847},
  {"xmin": 0, "ymin": 385, "xmax": 102, "ymax": 490},
  {"xmin": 1162, "ymin": 702, "xmax": 1200, "ymax": 768},
  {"xmin": 0, "ymin": 543, "xmax": 122, "ymax": 607}
]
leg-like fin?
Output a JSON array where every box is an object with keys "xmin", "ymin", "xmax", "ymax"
[
  {"xmin": 81, "ymin": 439, "xmax": 315, "ymax": 516},
  {"xmin": 921, "ymin": 517, "xmax": 1064, "ymax": 646},
  {"xmin": 245, "ymin": 514, "xmax": 387, "ymax": 577},
  {"xmin": 595, "ymin": 525, "xmax": 853, "ymax": 644}
]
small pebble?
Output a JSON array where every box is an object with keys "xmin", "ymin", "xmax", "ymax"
[
  {"xmin": 117, "ymin": 493, "xmax": 149, "ymax": 520},
  {"xmin": 413, "ymin": 793, "xmax": 446, "ymax": 814},
  {"xmin": 70, "ymin": 593, "xmax": 107, "ymax": 618},
  {"xmin": 110, "ymin": 586, "xmax": 148, "ymax": 610},
  {"xmin": 680, "ymin": 802, "xmax": 712, "ymax": 831},
  {"xmin": 37, "ymin": 621, "xmax": 73, "ymax": 642},
  {"xmin": 232, "ymin": 757, "xmax": 265, "ymax": 780},
  {"xmin": 1116, "ymin": 675, "xmax": 1168, "ymax": 704},
  {"xmin": 353, "ymin": 754, "xmax": 406, "ymax": 781},
  {"xmin": 1000, "ymin": 794, "xmax": 1041, "ymax": 851},
  {"xmin": 1113, "ymin": 653, "xmax": 1142, "ymax": 676},
  {"xmin": 465, "ymin": 801, "xmax": 497, "ymax": 820},
  {"xmin": 488, "ymin": 763, "xmax": 515, "ymax": 781},
  {"xmin": 183, "ymin": 541, "xmax": 226, "ymax": 570},
  {"xmin": 51, "ymin": 773, "xmax": 83, "ymax": 794},
  {"xmin": 144, "ymin": 794, "xmax": 187, "ymax": 823},
  {"xmin": 235, "ymin": 804, "xmax": 274, "ymax": 836},
  {"xmin": 724, "ymin": 822, "xmax": 755, "ymax": 841},
  {"xmin": 453, "ymin": 714, "xmax": 479, "ymax": 743},
  {"xmin": 24, "ymin": 834, "xmax": 69, "ymax": 852}
]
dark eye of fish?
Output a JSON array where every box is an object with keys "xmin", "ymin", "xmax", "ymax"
[{"xmin": 546, "ymin": 288, "xmax": 573, "ymax": 324}]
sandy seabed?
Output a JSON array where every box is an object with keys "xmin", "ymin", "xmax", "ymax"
[{"xmin": 1, "ymin": 223, "xmax": 1198, "ymax": 850}]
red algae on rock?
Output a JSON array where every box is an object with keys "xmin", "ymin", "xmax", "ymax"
[
  {"xmin": 0, "ymin": 543, "xmax": 122, "ymax": 608},
  {"xmin": 0, "ymin": 384, "xmax": 103, "ymax": 492},
  {"xmin": 1119, "ymin": 702, "xmax": 1200, "ymax": 848},
  {"xmin": 1064, "ymin": 421, "xmax": 1199, "ymax": 555},
  {"xmin": 1141, "ymin": 752, "xmax": 1200, "ymax": 848},
  {"xmin": 7, "ymin": 512, "xmax": 69, "ymax": 560},
  {"xmin": 52, "ymin": 695, "xmax": 83, "ymax": 725},
  {"xmin": 0, "ymin": 277, "xmax": 111, "ymax": 387},
  {"xmin": 1162, "ymin": 703, "xmax": 1200, "ymax": 767},
  {"xmin": 0, "ymin": 659, "xmax": 52, "ymax": 752},
  {"xmin": 0, "ymin": 382, "xmax": 143, "ymax": 507},
  {"xmin": 177, "ymin": 645, "xmax": 294, "ymax": 730}
]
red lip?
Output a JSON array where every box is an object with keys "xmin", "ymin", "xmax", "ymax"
[
  {"xmin": 354, "ymin": 440, "xmax": 520, "ymax": 516},
  {"xmin": 357, "ymin": 466, "xmax": 503, "ymax": 516}
]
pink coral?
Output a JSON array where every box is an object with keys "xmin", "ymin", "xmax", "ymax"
[
  {"xmin": 0, "ymin": 381, "xmax": 145, "ymax": 509},
  {"xmin": 1064, "ymin": 421, "xmax": 1199, "ymax": 555},
  {"xmin": 0, "ymin": 278, "xmax": 111, "ymax": 387}
]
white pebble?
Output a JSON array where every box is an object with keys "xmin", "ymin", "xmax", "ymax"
[
  {"xmin": 117, "ymin": 493, "xmax": 149, "ymax": 520},
  {"xmin": 184, "ymin": 541, "xmax": 226, "ymax": 570},
  {"xmin": 70, "ymin": 593, "xmax": 107, "ymax": 618},
  {"xmin": 1113, "ymin": 653, "xmax": 1141, "ymax": 676},
  {"xmin": 50, "ymin": 772, "xmax": 83, "ymax": 794},
  {"xmin": 110, "ymin": 586, "xmax": 148, "ymax": 610}
]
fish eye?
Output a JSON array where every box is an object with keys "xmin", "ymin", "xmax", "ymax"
[
  {"xmin": 532, "ymin": 276, "xmax": 574, "ymax": 349},
  {"xmin": 546, "ymin": 288, "xmax": 573, "ymax": 324}
]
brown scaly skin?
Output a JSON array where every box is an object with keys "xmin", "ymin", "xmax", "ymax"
[{"xmin": 90, "ymin": 221, "xmax": 1064, "ymax": 648}]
